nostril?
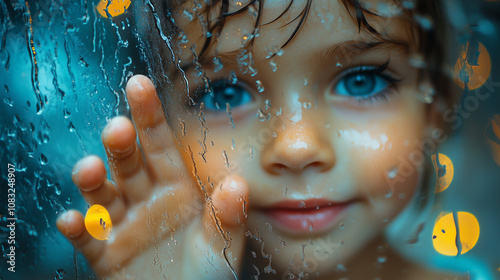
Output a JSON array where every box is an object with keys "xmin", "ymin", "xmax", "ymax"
[
  {"xmin": 269, "ymin": 161, "xmax": 327, "ymax": 175},
  {"xmin": 268, "ymin": 163, "xmax": 287, "ymax": 175},
  {"xmin": 306, "ymin": 161, "xmax": 326, "ymax": 171}
]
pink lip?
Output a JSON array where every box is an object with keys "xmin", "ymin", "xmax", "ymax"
[{"xmin": 263, "ymin": 199, "xmax": 352, "ymax": 233}]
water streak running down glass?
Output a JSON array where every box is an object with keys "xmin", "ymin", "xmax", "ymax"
[{"xmin": 0, "ymin": 0, "xmax": 499, "ymax": 279}]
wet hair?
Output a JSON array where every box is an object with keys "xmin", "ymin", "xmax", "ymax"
[{"xmin": 135, "ymin": 0, "xmax": 451, "ymax": 106}]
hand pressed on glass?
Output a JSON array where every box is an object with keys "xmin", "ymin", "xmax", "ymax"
[{"xmin": 56, "ymin": 75, "xmax": 249, "ymax": 279}]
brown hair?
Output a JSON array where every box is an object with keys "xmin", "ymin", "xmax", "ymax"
[{"xmin": 133, "ymin": 0, "xmax": 452, "ymax": 118}]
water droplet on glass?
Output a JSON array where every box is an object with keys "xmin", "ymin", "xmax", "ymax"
[
  {"xmin": 3, "ymin": 97, "xmax": 13, "ymax": 107},
  {"xmin": 339, "ymin": 223, "xmax": 345, "ymax": 229},
  {"xmin": 303, "ymin": 102, "xmax": 312, "ymax": 109},
  {"xmin": 229, "ymin": 70, "xmax": 238, "ymax": 84},
  {"xmin": 276, "ymin": 49, "xmax": 285, "ymax": 56},
  {"xmin": 29, "ymin": 229, "xmax": 38, "ymax": 236},
  {"xmin": 54, "ymin": 184, "xmax": 61, "ymax": 195},
  {"xmin": 222, "ymin": 150, "xmax": 230, "ymax": 167},
  {"xmin": 68, "ymin": 122, "xmax": 76, "ymax": 132},
  {"xmin": 304, "ymin": 78, "xmax": 308, "ymax": 86},
  {"xmin": 377, "ymin": 256, "xmax": 387, "ymax": 263},
  {"xmin": 269, "ymin": 59, "xmax": 277, "ymax": 72},
  {"xmin": 213, "ymin": 56, "xmax": 223, "ymax": 72},
  {"xmin": 63, "ymin": 109, "xmax": 71, "ymax": 118},
  {"xmin": 414, "ymin": 14, "xmax": 433, "ymax": 30},
  {"xmin": 423, "ymin": 89, "xmax": 434, "ymax": 104},
  {"xmin": 183, "ymin": 10, "xmax": 194, "ymax": 20},
  {"xmin": 387, "ymin": 167, "xmax": 398, "ymax": 179},
  {"xmin": 248, "ymin": 5, "xmax": 258, "ymax": 17},
  {"xmin": 256, "ymin": 108, "xmax": 271, "ymax": 121},
  {"xmin": 178, "ymin": 117, "xmax": 186, "ymax": 137},
  {"xmin": 280, "ymin": 238, "xmax": 286, "ymax": 246},
  {"xmin": 336, "ymin": 264, "xmax": 347, "ymax": 272},
  {"xmin": 402, "ymin": 0, "xmax": 415, "ymax": 9},
  {"xmin": 39, "ymin": 154, "xmax": 48, "ymax": 165},
  {"xmin": 265, "ymin": 99, "xmax": 271, "ymax": 110},
  {"xmin": 56, "ymin": 269, "xmax": 66, "ymax": 279},
  {"xmin": 256, "ymin": 80, "xmax": 264, "ymax": 92},
  {"xmin": 265, "ymin": 223, "xmax": 272, "ymax": 231},
  {"xmin": 408, "ymin": 53, "xmax": 427, "ymax": 68},
  {"xmin": 336, "ymin": 62, "xmax": 343, "ymax": 67},
  {"xmin": 298, "ymin": 201, "xmax": 306, "ymax": 208}
]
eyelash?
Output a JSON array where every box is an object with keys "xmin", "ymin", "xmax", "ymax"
[
  {"xmin": 335, "ymin": 61, "xmax": 402, "ymax": 105},
  {"xmin": 187, "ymin": 61, "xmax": 402, "ymax": 110}
]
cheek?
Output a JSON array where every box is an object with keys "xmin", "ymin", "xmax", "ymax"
[{"xmin": 336, "ymin": 115, "xmax": 426, "ymax": 202}]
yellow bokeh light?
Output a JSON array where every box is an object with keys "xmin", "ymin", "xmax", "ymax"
[
  {"xmin": 432, "ymin": 212, "xmax": 480, "ymax": 256},
  {"xmin": 85, "ymin": 204, "xmax": 112, "ymax": 241},
  {"xmin": 453, "ymin": 41, "xmax": 491, "ymax": 90},
  {"xmin": 96, "ymin": 0, "xmax": 131, "ymax": 18},
  {"xmin": 431, "ymin": 153, "xmax": 454, "ymax": 193},
  {"xmin": 485, "ymin": 115, "xmax": 500, "ymax": 166}
]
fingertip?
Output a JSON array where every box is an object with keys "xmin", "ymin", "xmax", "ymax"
[
  {"xmin": 126, "ymin": 75, "xmax": 164, "ymax": 127},
  {"xmin": 57, "ymin": 210, "xmax": 85, "ymax": 239},
  {"xmin": 213, "ymin": 176, "xmax": 249, "ymax": 227},
  {"xmin": 126, "ymin": 74, "xmax": 156, "ymax": 104},
  {"xmin": 101, "ymin": 116, "xmax": 137, "ymax": 152},
  {"xmin": 72, "ymin": 156, "xmax": 106, "ymax": 191}
]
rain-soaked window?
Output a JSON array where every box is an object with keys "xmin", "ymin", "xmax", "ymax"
[{"xmin": 1, "ymin": 0, "xmax": 500, "ymax": 279}]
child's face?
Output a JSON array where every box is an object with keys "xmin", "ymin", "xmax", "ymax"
[{"xmin": 165, "ymin": 0, "xmax": 431, "ymax": 275}]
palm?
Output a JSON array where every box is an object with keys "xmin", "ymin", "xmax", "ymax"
[{"xmin": 57, "ymin": 75, "xmax": 247, "ymax": 279}]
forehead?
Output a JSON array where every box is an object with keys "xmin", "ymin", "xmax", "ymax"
[{"xmin": 174, "ymin": 0, "xmax": 413, "ymax": 63}]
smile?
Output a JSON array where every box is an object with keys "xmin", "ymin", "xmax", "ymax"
[{"xmin": 263, "ymin": 199, "xmax": 353, "ymax": 234}]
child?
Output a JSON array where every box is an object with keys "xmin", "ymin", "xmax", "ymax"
[{"xmin": 57, "ymin": 0, "xmax": 464, "ymax": 279}]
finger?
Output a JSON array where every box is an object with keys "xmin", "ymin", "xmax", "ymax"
[
  {"xmin": 72, "ymin": 155, "xmax": 127, "ymax": 224},
  {"xmin": 126, "ymin": 75, "xmax": 186, "ymax": 185},
  {"xmin": 56, "ymin": 210, "xmax": 106, "ymax": 266},
  {"xmin": 102, "ymin": 116, "xmax": 153, "ymax": 204},
  {"xmin": 184, "ymin": 175, "xmax": 249, "ymax": 279}
]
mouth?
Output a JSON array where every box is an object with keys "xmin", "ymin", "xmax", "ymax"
[{"xmin": 262, "ymin": 199, "xmax": 354, "ymax": 234}]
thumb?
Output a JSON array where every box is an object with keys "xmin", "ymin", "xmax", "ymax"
[{"xmin": 183, "ymin": 175, "xmax": 249, "ymax": 280}]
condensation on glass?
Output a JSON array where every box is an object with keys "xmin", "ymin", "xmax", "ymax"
[{"xmin": 0, "ymin": 0, "xmax": 499, "ymax": 279}]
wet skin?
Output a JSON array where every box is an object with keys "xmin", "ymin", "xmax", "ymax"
[{"xmin": 56, "ymin": 0, "xmax": 459, "ymax": 279}]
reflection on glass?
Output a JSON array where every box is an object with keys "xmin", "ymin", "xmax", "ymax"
[
  {"xmin": 96, "ymin": 0, "xmax": 132, "ymax": 18},
  {"xmin": 432, "ymin": 212, "xmax": 480, "ymax": 256},
  {"xmin": 85, "ymin": 204, "xmax": 112, "ymax": 241},
  {"xmin": 432, "ymin": 153, "xmax": 454, "ymax": 193},
  {"xmin": 453, "ymin": 41, "xmax": 491, "ymax": 90}
]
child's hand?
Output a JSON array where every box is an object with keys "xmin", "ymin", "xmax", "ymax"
[{"xmin": 56, "ymin": 75, "xmax": 249, "ymax": 279}]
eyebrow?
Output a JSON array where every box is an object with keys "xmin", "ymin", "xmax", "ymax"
[
  {"xmin": 179, "ymin": 38, "xmax": 409, "ymax": 73},
  {"xmin": 313, "ymin": 38, "xmax": 410, "ymax": 63}
]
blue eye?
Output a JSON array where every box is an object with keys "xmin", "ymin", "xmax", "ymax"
[
  {"xmin": 198, "ymin": 80, "xmax": 252, "ymax": 111},
  {"xmin": 334, "ymin": 63, "xmax": 400, "ymax": 102},
  {"xmin": 336, "ymin": 72, "xmax": 391, "ymax": 97}
]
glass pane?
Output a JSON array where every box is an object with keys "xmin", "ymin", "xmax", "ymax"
[{"xmin": 1, "ymin": 0, "xmax": 499, "ymax": 279}]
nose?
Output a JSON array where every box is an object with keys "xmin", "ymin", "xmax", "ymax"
[{"xmin": 261, "ymin": 122, "xmax": 336, "ymax": 175}]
